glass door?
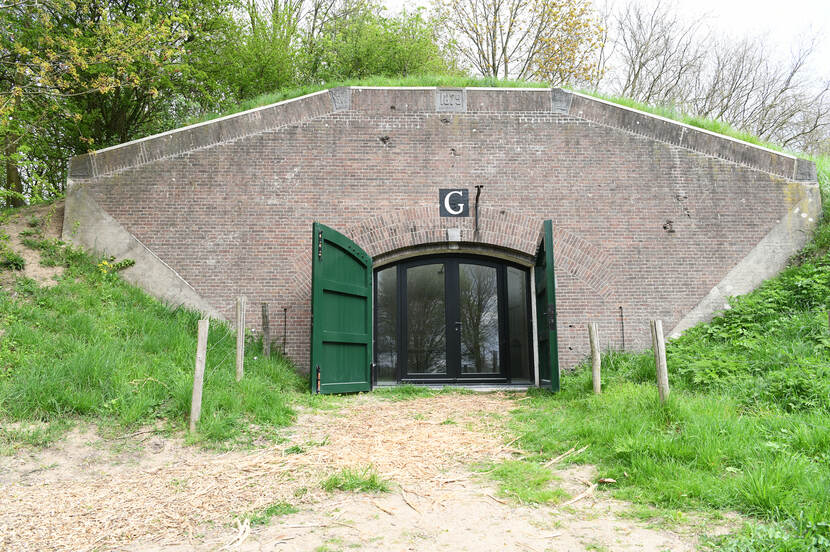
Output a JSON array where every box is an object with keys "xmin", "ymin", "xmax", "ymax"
[
  {"xmin": 373, "ymin": 255, "xmax": 531, "ymax": 385},
  {"xmin": 458, "ymin": 263, "xmax": 501, "ymax": 378},
  {"xmin": 405, "ymin": 263, "xmax": 448, "ymax": 377}
]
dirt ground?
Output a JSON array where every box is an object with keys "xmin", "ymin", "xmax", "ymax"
[
  {"xmin": 0, "ymin": 393, "xmax": 731, "ymax": 552},
  {"xmin": 0, "ymin": 202, "xmax": 65, "ymax": 289}
]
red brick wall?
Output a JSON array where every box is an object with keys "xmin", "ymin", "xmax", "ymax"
[{"xmin": 68, "ymin": 88, "xmax": 814, "ymax": 372}]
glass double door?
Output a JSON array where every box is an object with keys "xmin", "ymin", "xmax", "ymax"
[{"xmin": 375, "ymin": 256, "xmax": 532, "ymax": 384}]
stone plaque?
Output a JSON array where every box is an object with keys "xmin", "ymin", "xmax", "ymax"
[
  {"xmin": 551, "ymin": 88, "xmax": 572, "ymax": 114},
  {"xmin": 436, "ymin": 89, "xmax": 466, "ymax": 112},
  {"xmin": 329, "ymin": 87, "xmax": 351, "ymax": 111}
]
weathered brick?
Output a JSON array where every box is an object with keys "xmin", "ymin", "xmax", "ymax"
[{"xmin": 65, "ymin": 87, "xmax": 819, "ymax": 374}]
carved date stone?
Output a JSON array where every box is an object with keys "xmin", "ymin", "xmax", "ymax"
[{"xmin": 436, "ymin": 89, "xmax": 466, "ymax": 112}]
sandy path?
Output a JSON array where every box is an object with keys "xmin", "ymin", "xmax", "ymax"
[{"xmin": 1, "ymin": 393, "xmax": 724, "ymax": 551}]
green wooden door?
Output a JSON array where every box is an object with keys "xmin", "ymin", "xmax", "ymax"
[
  {"xmin": 310, "ymin": 222, "xmax": 372, "ymax": 394},
  {"xmin": 534, "ymin": 220, "xmax": 560, "ymax": 391}
]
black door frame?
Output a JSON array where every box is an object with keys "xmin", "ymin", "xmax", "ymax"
[{"xmin": 373, "ymin": 254, "xmax": 533, "ymax": 385}]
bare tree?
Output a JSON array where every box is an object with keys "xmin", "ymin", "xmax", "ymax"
[
  {"xmin": 601, "ymin": 0, "xmax": 830, "ymax": 154},
  {"xmin": 585, "ymin": 0, "xmax": 614, "ymax": 90},
  {"xmin": 609, "ymin": 0, "xmax": 707, "ymax": 105},
  {"xmin": 433, "ymin": 0, "xmax": 604, "ymax": 82}
]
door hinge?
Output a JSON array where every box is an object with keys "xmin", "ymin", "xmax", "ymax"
[{"xmin": 317, "ymin": 231, "xmax": 323, "ymax": 260}]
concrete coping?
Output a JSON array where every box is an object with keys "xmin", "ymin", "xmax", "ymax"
[
  {"xmin": 568, "ymin": 92, "xmax": 796, "ymax": 160},
  {"xmin": 67, "ymin": 86, "xmax": 816, "ymax": 184}
]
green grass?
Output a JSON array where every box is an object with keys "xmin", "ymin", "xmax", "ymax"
[
  {"xmin": 506, "ymin": 157, "xmax": 830, "ymax": 549},
  {"xmin": 478, "ymin": 459, "xmax": 570, "ymax": 504},
  {"xmin": 187, "ymin": 74, "xmax": 546, "ymax": 126},
  {"xmin": 243, "ymin": 501, "xmax": 298, "ymax": 526},
  {"xmin": 511, "ymin": 380, "xmax": 830, "ymax": 549},
  {"xmin": 371, "ymin": 383, "xmax": 474, "ymax": 401},
  {"xmin": 619, "ymin": 504, "xmax": 698, "ymax": 530},
  {"xmin": 705, "ymin": 518, "xmax": 830, "ymax": 551},
  {"xmin": 0, "ymin": 230, "xmax": 24, "ymax": 271},
  {"xmin": 19, "ymin": 228, "xmax": 39, "ymax": 238},
  {"xmin": 0, "ymin": 239, "xmax": 304, "ymax": 447},
  {"xmin": 23, "ymin": 237, "xmax": 78, "ymax": 267},
  {"xmin": 576, "ymin": 90, "xmax": 785, "ymax": 151},
  {"xmin": 0, "ymin": 249, "xmax": 24, "ymax": 271},
  {"xmin": 0, "ymin": 420, "xmax": 69, "ymax": 455},
  {"xmin": 321, "ymin": 466, "xmax": 391, "ymax": 493}
]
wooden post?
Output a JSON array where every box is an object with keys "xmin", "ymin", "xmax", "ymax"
[
  {"xmin": 236, "ymin": 296, "xmax": 246, "ymax": 382},
  {"xmin": 282, "ymin": 307, "xmax": 288, "ymax": 353},
  {"xmin": 190, "ymin": 319, "xmax": 209, "ymax": 433},
  {"xmin": 650, "ymin": 320, "xmax": 670, "ymax": 403},
  {"xmin": 261, "ymin": 303, "xmax": 271, "ymax": 357},
  {"xmin": 588, "ymin": 322, "xmax": 601, "ymax": 394}
]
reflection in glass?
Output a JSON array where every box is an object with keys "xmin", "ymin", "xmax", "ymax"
[
  {"xmin": 375, "ymin": 267, "xmax": 397, "ymax": 383},
  {"xmin": 459, "ymin": 264, "xmax": 499, "ymax": 374},
  {"xmin": 507, "ymin": 267, "xmax": 531, "ymax": 381},
  {"xmin": 406, "ymin": 264, "xmax": 447, "ymax": 374}
]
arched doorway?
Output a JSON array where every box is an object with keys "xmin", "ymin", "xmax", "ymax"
[
  {"xmin": 309, "ymin": 220, "xmax": 559, "ymax": 393},
  {"xmin": 374, "ymin": 255, "xmax": 533, "ymax": 385}
]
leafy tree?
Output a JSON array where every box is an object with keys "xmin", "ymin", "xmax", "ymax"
[
  {"xmin": 1, "ymin": 0, "xmax": 179, "ymax": 204},
  {"xmin": 60, "ymin": 0, "xmax": 237, "ymax": 148},
  {"xmin": 0, "ymin": 0, "xmax": 236, "ymax": 204},
  {"xmin": 209, "ymin": 0, "xmax": 301, "ymax": 102},
  {"xmin": 300, "ymin": 3, "xmax": 453, "ymax": 82},
  {"xmin": 533, "ymin": 0, "xmax": 604, "ymax": 86}
]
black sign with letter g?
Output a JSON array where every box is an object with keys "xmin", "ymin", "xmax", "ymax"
[{"xmin": 439, "ymin": 189, "xmax": 469, "ymax": 217}]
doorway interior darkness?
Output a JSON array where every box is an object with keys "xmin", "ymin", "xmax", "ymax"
[{"xmin": 373, "ymin": 255, "xmax": 533, "ymax": 385}]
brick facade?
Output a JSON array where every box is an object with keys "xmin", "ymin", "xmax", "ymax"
[{"xmin": 65, "ymin": 87, "xmax": 819, "ymax": 373}]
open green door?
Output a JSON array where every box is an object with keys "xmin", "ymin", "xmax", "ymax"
[
  {"xmin": 534, "ymin": 220, "xmax": 560, "ymax": 391},
  {"xmin": 310, "ymin": 222, "xmax": 372, "ymax": 394}
]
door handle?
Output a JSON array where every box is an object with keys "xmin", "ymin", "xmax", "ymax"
[{"xmin": 454, "ymin": 321, "xmax": 462, "ymax": 332}]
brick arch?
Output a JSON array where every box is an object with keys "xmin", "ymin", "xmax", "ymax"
[
  {"xmin": 343, "ymin": 206, "xmax": 540, "ymax": 258},
  {"xmin": 287, "ymin": 207, "xmax": 620, "ymax": 313},
  {"xmin": 552, "ymin": 226, "xmax": 618, "ymax": 300}
]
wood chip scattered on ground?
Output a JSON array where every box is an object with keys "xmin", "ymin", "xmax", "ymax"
[{"xmin": 0, "ymin": 393, "xmax": 517, "ymax": 551}]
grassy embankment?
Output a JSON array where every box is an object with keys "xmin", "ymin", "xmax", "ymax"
[
  {"xmin": 0, "ymin": 210, "xmax": 304, "ymax": 451},
  {"xmin": 503, "ymin": 155, "xmax": 830, "ymax": 550}
]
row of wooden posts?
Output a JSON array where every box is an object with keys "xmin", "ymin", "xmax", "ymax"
[
  {"xmin": 190, "ymin": 296, "xmax": 275, "ymax": 433},
  {"xmin": 587, "ymin": 319, "xmax": 670, "ymax": 403},
  {"xmin": 190, "ymin": 301, "xmax": 673, "ymax": 432}
]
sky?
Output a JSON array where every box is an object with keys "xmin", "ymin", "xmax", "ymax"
[
  {"xmin": 383, "ymin": 0, "xmax": 830, "ymax": 76},
  {"xmin": 672, "ymin": 0, "xmax": 830, "ymax": 70}
]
